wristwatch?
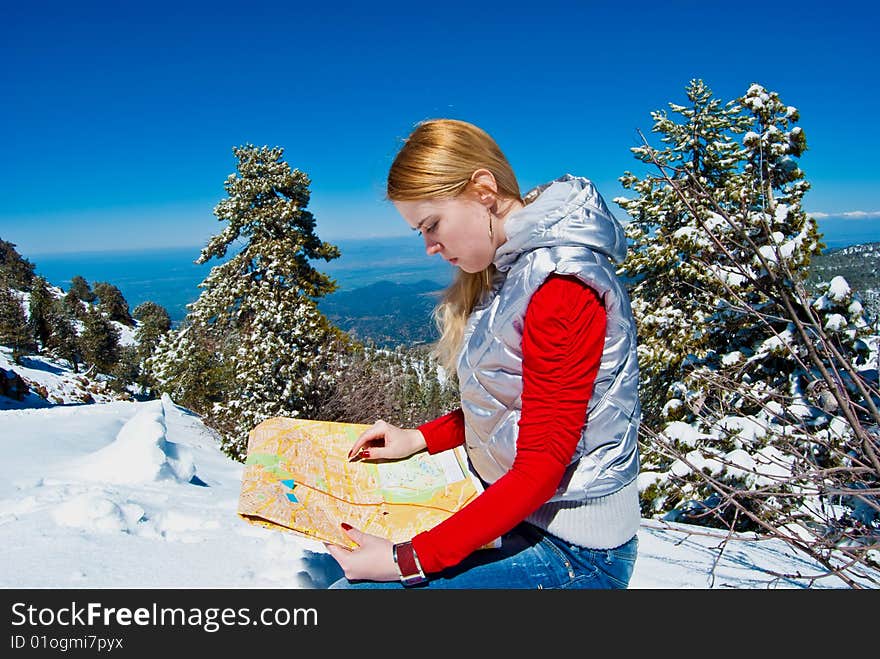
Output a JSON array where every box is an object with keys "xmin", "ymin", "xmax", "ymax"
[{"xmin": 393, "ymin": 541, "xmax": 428, "ymax": 586}]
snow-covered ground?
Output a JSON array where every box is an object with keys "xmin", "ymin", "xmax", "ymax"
[
  {"xmin": 0, "ymin": 350, "xmax": 127, "ymax": 410},
  {"xmin": 1, "ymin": 379, "xmax": 874, "ymax": 588},
  {"xmin": 2, "ymin": 286, "xmax": 138, "ymax": 410}
]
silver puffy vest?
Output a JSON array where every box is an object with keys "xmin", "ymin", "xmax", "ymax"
[{"xmin": 456, "ymin": 174, "xmax": 641, "ymax": 501}]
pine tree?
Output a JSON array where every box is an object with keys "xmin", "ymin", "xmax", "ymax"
[
  {"xmin": 46, "ymin": 301, "xmax": 81, "ymax": 373},
  {"xmin": 133, "ymin": 301, "xmax": 171, "ymax": 350},
  {"xmin": 150, "ymin": 144, "xmax": 346, "ymax": 459},
  {"xmin": 69, "ymin": 275, "xmax": 96, "ymax": 303},
  {"xmin": 79, "ymin": 307, "xmax": 120, "ymax": 374},
  {"xmin": 27, "ymin": 276, "xmax": 55, "ymax": 352},
  {"xmin": 616, "ymin": 79, "xmax": 752, "ymax": 427},
  {"xmin": 109, "ymin": 344, "xmax": 139, "ymax": 395},
  {"xmin": 0, "ymin": 281, "xmax": 34, "ymax": 364},
  {"xmin": 61, "ymin": 289, "xmax": 86, "ymax": 320},
  {"xmin": 93, "ymin": 282, "xmax": 134, "ymax": 326},
  {"xmin": 133, "ymin": 301, "xmax": 172, "ymax": 395},
  {"xmin": 149, "ymin": 320, "xmax": 231, "ymax": 416},
  {"xmin": 618, "ymin": 81, "xmax": 877, "ymax": 544},
  {"xmin": 0, "ymin": 239, "xmax": 36, "ymax": 291}
]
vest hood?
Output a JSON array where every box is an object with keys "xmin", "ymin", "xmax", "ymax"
[
  {"xmin": 493, "ymin": 174, "xmax": 628, "ymax": 272},
  {"xmin": 457, "ymin": 174, "xmax": 641, "ymax": 500}
]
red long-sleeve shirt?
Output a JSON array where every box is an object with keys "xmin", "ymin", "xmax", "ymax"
[{"xmin": 411, "ymin": 273, "xmax": 607, "ymax": 574}]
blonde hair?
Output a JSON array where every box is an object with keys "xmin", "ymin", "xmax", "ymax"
[{"xmin": 386, "ymin": 118, "xmax": 526, "ymax": 374}]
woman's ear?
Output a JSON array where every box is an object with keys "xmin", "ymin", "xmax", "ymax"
[{"xmin": 470, "ymin": 169, "xmax": 498, "ymax": 194}]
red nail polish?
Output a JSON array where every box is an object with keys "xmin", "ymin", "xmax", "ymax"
[
  {"xmin": 341, "ymin": 522, "xmax": 353, "ymax": 531},
  {"xmin": 361, "ymin": 450, "xmax": 370, "ymax": 458}
]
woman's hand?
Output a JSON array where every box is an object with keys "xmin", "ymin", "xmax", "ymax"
[
  {"xmin": 324, "ymin": 524, "xmax": 400, "ymax": 582},
  {"xmin": 348, "ymin": 419, "xmax": 427, "ymax": 461}
]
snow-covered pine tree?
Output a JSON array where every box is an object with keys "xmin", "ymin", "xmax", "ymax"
[
  {"xmin": 619, "ymin": 82, "xmax": 879, "ymax": 574},
  {"xmin": 132, "ymin": 301, "xmax": 171, "ymax": 396},
  {"xmin": 670, "ymin": 83, "xmax": 826, "ymax": 432},
  {"xmin": 149, "ymin": 319, "xmax": 230, "ymax": 419},
  {"xmin": 616, "ymin": 79, "xmax": 752, "ymax": 427},
  {"xmin": 149, "ymin": 144, "xmax": 347, "ymax": 460},
  {"xmin": 109, "ymin": 344, "xmax": 139, "ymax": 395}
]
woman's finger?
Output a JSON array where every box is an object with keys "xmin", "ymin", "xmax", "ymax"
[
  {"xmin": 324, "ymin": 543, "xmax": 351, "ymax": 567},
  {"xmin": 340, "ymin": 523, "xmax": 367, "ymax": 545},
  {"xmin": 348, "ymin": 421, "xmax": 386, "ymax": 459}
]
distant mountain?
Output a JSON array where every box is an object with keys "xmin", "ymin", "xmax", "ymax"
[
  {"xmin": 807, "ymin": 241, "xmax": 880, "ymax": 320},
  {"xmin": 317, "ymin": 279, "xmax": 445, "ymax": 348}
]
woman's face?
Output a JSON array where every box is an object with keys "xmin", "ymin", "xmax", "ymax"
[{"xmin": 394, "ymin": 195, "xmax": 495, "ymax": 273}]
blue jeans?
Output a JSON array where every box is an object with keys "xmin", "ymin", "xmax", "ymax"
[{"xmin": 328, "ymin": 522, "xmax": 638, "ymax": 589}]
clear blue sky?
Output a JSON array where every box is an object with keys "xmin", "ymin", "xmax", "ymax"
[{"xmin": 2, "ymin": 0, "xmax": 878, "ymax": 255}]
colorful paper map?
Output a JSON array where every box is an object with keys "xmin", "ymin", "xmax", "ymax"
[{"xmin": 237, "ymin": 417, "xmax": 495, "ymax": 550}]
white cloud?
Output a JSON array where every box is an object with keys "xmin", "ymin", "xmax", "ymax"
[{"xmin": 809, "ymin": 210, "xmax": 880, "ymax": 220}]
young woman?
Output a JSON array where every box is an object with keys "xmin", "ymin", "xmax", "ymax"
[{"xmin": 325, "ymin": 118, "xmax": 642, "ymax": 589}]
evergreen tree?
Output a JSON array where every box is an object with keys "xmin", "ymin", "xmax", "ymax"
[
  {"xmin": 69, "ymin": 275, "xmax": 96, "ymax": 303},
  {"xmin": 616, "ymin": 79, "xmax": 752, "ymax": 427},
  {"xmin": 0, "ymin": 239, "xmax": 36, "ymax": 291},
  {"xmin": 133, "ymin": 301, "xmax": 172, "ymax": 396},
  {"xmin": 79, "ymin": 307, "xmax": 120, "ymax": 374},
  {"xmin": 61, "ymin": 289, "xmax": 86, "ymax": 320},
  {"xmin": 133, "ymin": 301, "xmax": 171, "ymax": 349},
  {"xmin": 46, "ymin": 301, "xmax": 81, "ymax": 373},
  {"xmin": 27, "ymin": 276, "xmax": 55, "ymax": 352},
  {"xmin": 150, "ymin": 144, "xmax": 345, "ymax": 459},
  {"xmin": 0, "ymin": 281, "xmax": 34, "ymax": 364},
  {"xmin": 149, "ymin": 319, "xmax": 231, "ymax": 417},
  {"xmin": 109, "ymin": 344, "xmax": 139, "ymax": 395},
  {"xmin": 617, "ymin": 81, "xmax": 876, "ymax": 537},
  {"xmin": 93, "ymin": 282, "xmax": 134, "ymax": 326}
]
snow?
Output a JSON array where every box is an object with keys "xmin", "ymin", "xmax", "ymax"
[
  {"xmin": 663, "ymin": 419, "xmax": 712, "ymax": 448},
  {"xmin": 824, "ymin": 313, "xmax": 847, "ymax": 331},
  {"xmin": 710, "ymin": 415, "xmax": 766, "ymax": 445},
  {"xmin": 0, "ymin": 393, "xmax": 323, "ymax": 588},
  {"xmin": 723, "ymin": 448, "xmax": 756, "ymax": 479},
  {"xmin": 774, "ymin": 203, "xmax": 790, "ymax": 223},
  {"xmin": 757, "ymin": 225, "xmax": 809, "ymax": 263},
  {"xmin": 0, "ymin": 349, "xmax": 123, "ymax": 409},
  {"xmin": 60, "ymin": 396, "xmax": 197, "ymax": 485},
  {"xmin": 669, "ymin": 450, "xmax": 725, "ymax": 478},
  {"xmin": 827, "ymin": 275, "xmax": 852, "ymax": 301},
  {"xmin": 1, "ymin": 352, "xmax": 877, "ymax": 589}
]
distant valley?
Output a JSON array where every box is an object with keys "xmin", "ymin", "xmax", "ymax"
[
  {"xmin": 321, "ymin": 242, "xmax": 880, "ymax": 349},
  {"xmin": 317, "ymin": 278, "xmax": 444, "ymax": 347}
]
